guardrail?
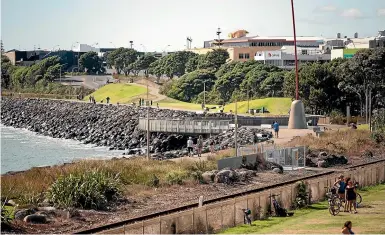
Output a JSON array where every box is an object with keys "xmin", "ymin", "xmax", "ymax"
[{"xmin": 138, "ymin": 119, "xmax": 231, "ymax": 134}]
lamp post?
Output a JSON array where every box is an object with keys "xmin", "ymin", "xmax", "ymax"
[
  {"xmin": 203, "ymin": 81, "xmax": 206, "ymax": 108},
  {"xmin": 234, "ymin": 99, "xmax": 238, "ymax": 157},
  {"xmin": 146, "ymin": 82, "xmax": 150, "ymax": 160},
  {"xmin": 140, "ymin": 44, "xmax": 147, "ymax": 53},
  {"xmin": 163, "ymin": 45, "xmax": 171, "ymax": 54},
  {"xmin": 129, "ymin": 41, "xmax": 134, "ymax": 49}
]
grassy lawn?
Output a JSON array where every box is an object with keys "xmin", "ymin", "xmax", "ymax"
[
  {"xmin": 157, "ymin": 97, "xmax": 218, "ymax": 111},
  {"xmin": 158, "ymin": 97, "xmax": 292, "ymax": 115},
  {"xmin": 223, "ymin": 97, "xmax": 292, "ymax": 115},
  {"xmin": 84, "ymin": 83, "xmax": 147, "ymax": 104},
  {"xmin": 222, "ymin": 184, "xmax": 385, "ymax": 234}
]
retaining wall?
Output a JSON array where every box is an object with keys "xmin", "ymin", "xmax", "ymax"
[{"xmin": 100, "ymin": 162, "xmax": 385, "ymax": 234}]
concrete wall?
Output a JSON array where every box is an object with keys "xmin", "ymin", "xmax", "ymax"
[{"xmin": 102, "ymin": 162, "xmax": 385, "ymax": 234}]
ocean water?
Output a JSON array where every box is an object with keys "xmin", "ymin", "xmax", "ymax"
[{"xmin": 0, "ymin": 124, "xmax": 124, "ymax": 173}]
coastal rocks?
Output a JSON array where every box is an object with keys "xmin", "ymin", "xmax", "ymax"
[
  {"xmin": 14, "ymin": 209, "xmax": 37, "ymax": 220},
  {"xmin": 306, "ymin": 151, "xmax": 348, "ymax": 168},
  {"xmin": 201, "ymin": 168, "xmax": 256, "ymax": 184},
  {"xmin": 23, "ymin": 214, "xmax": 47, "ymax": 224},
  {"xmin": 0, "ymin": 98, "xmax": 272, "ymax": 160}
]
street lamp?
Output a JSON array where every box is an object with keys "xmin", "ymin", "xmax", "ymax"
[
  {"xmin": 52, "ymin": 45, "xmax": 60, "ymax": 51},
  {"xmin": 109, "ymin": 42, "xmax": 116, "ymax": 48},
  {"xmin": 140, "ymin": 44, "xmax": 147, "ymax": 53},
  {"xmin": 71, "ymin": 41, "xmax": 79, "ymax": 51},
  {"xmin": 163, "ymin": 45, "xmax": 171, "ymax": 53}
]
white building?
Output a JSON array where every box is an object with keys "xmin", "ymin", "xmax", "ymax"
[
  {"xmin": 254, "ymin": 46, "xmax": 331, "ymax": 70},
  {"xmin": 73, "ymin": 44, "xmax": 102, "ymax": 56}
]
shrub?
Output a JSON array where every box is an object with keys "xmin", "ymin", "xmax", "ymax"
[
  {"xmin": 46, "ymin": 170, "xmax": 121, "ymax": 210},
  {"xmin": 293, "ymin": 181, "xmax": 309, "ymax": 209},
  {"xmin": 330, "ymin": 110, "xmax": 345, "ymax": 125},
  {"xmin": 165, "ymin": 170, "xmax": 188, "ymax": 185}
]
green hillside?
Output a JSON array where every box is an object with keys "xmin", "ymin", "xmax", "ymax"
[
  {"xmin": 84, "ymin": 83, "xmax": 147, "ymax": 104},
  {"xmin": 223, "ymin": 98, "xmax": 292, "ymax": 115}
]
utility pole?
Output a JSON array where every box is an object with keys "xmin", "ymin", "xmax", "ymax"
[
  {"xmin": 234, "ymin": 100, "xmax": 238, "ymax": 157},
  {"xmin": 203, "ymin": 81, "xmax": 206, "ymax": 108},
  {"xmin": 247, "ymin": 86, "xmax": 250, "ymax": 113},
  {"xmin": 146, "ymin": 82, "xmax": 150, "ymax": 160},
  {"xmin": 369, "ymin": 89, "xmax": 372, "ymax": 132}
]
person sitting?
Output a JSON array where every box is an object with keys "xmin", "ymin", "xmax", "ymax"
[{"xmin": 342, "ymin": 221, "xmax": 354, "ymax": 234}]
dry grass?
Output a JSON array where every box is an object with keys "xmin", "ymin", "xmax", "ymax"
[
  {"xmin": 285, "ymin": 129, "xmax": 381, "ymax": 155},
  {"xmin": 0, "ymin": 157, "xmax": 218, "ymax": 204}
]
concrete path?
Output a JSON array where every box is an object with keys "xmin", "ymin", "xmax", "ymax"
[{"xmin": 170, "ymin": 128, "xmax": 314, "ymax": 163}]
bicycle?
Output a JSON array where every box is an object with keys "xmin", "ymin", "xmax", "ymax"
[
  {"xmin": 324, "ymin": 187, "xmax": 342, "ymax": 216},
  {"xmin": 268, "ymin": 194, "xmax": 294, "ymax": 217}
]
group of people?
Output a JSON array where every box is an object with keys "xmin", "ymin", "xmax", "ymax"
[
  {"xmin": 88, "ymin": 96, "xmax": 110, "ymax": 104},
  {"xmin": 334, "ymin": 175, "xmax": 358, "ymax": 214},
  {"xmin": 186, "ymin": 135, "xmax": 216, "ymax": 157}
]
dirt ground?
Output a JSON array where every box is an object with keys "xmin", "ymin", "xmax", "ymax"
[{"xmin": 10, "ymin": 169, "xmax": 320, "ymax": 234}]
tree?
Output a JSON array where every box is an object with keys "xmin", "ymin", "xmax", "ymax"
[
  {"xmin": 197, "ymin": 49, "xmax": 229, "ymax": 71},
  {"xmin": 131, "ymin": 54, "xmax": 157, "ymax": 77},
  {"xmin": 166, "ymin": 69, "xmax": 216, "ymax": 102},
  {"xmin": 1, "ymin": 55, "xmax": 13, "ymax": 89},
  {"xmin": 79, "ymin": 51, "xmax": 104, "ymax": 74},
  {"xmin": 260, "ymin": 71, "xmax": 286, "ymax": 97},
  {"xmin": 107, "ymin": 48, "xmax": 138, "ymax": 75},
  {"xmin": 148, "ymin": 59, "xmax": 164, "ymax": 83},
  {"xmin": 185, "ymin": 54, "xmax": 201, "ymax": 73},
  {"xmin": 162, "ymin": 51, "xmax": 197, "ymax": 78},
  {"xmin": 338, "ymin": 48, "xmax": 385, "ymax": 116}
]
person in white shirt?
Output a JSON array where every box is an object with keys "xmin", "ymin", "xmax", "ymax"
[{"xmin": 187, "ymin": 137, "xmax": 194, "ymax": 157}]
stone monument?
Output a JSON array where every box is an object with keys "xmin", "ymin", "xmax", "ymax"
[{"xmin": 288, "ymin": 100, "xmax": 307, "ymax": 129}]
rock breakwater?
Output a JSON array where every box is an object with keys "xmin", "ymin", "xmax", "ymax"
[{"xmin": 1, "ymin": 98, "xmax": 271, "ymax": 157}]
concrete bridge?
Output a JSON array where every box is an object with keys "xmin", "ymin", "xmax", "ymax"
[{"xmin": 138, "ymin": 119, "xmax": 231, "ymax": 134}]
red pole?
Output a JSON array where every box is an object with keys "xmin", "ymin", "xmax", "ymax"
[{"xmin": 291, "ymin": 0, "xmax": 299, "ymax": 100}]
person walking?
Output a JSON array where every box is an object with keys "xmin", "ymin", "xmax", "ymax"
[
  {"xmin": 106, "ymin": 97, "xmax": 110, "ymax": 104},
  {"xmin": 197, "ymin": 135, "xmax": 203, "ymax": 157},
  {"xmin": 345, "ymin": 180, "xmax": 358, "ymax": 214},
  {"xmin": 273, "ymin": 121, "xmax": 280, "ymax": 138},
  {"xmin": 342, "ymin": 221, "xmax": 355, "ymax": 234},
  {"xmin": 187, "ymin": 137, "xmax": 194, "ymax": 157},
  {"xmin": 157, "ymin": 103, "xmax": 159, "ymax": 109},
  {"xmin": 209, "ymin": 139, "xmax": 215, "ymax": 154}
]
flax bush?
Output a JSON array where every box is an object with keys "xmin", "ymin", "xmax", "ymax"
[{"xmin": 46, "ymin": 170, "xmax": 121, "ymax": 210}]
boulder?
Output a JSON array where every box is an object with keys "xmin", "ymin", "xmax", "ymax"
[
  {"xmin": 202, "ymin": 171, "xmax": 217, "ymax": 183},
  {"xmin": 23, "ymin": 214, "xmax": 47, "ymax": 224},
  {"xmin": 272, "ymin": 167, "xmax": 283, "ymax": 174},
  {"xmin": 215, "ymin": 169, "xmax": 237, "ymax": 184},
  {"xmin": 14, "ymin": 209, "xmax": 36, "ymax": 220}
]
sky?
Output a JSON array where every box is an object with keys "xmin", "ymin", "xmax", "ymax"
[{"xmin": 1, "ymin": 0, "xmax": 385, "ymax": 52}]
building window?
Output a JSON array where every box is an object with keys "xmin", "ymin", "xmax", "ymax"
[
  {"xmin": 244, "ymin": 53, "xmax": 250, "ymax": 59},
  {"xmin": 239, "ymin": 53, "xmax": 244, "ymax": 59}
]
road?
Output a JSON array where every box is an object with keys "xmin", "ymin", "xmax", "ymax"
[{"xmin": 57, "ymin": 75, "xmax": 114, "ymax": 89}]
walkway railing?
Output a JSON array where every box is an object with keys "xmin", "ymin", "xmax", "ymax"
[{"xmin": 138, "ymin": 119, "xmax": 231, "ymax": 134}]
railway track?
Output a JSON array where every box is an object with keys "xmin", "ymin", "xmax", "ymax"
[{"xmin": 75, "ymin": 158, "xmax": 385, "ymax": 234}]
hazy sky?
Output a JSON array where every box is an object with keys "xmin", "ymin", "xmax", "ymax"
[{"xmin": 1, "ymin": 0, "xmax": 385, "ymax": 52}]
